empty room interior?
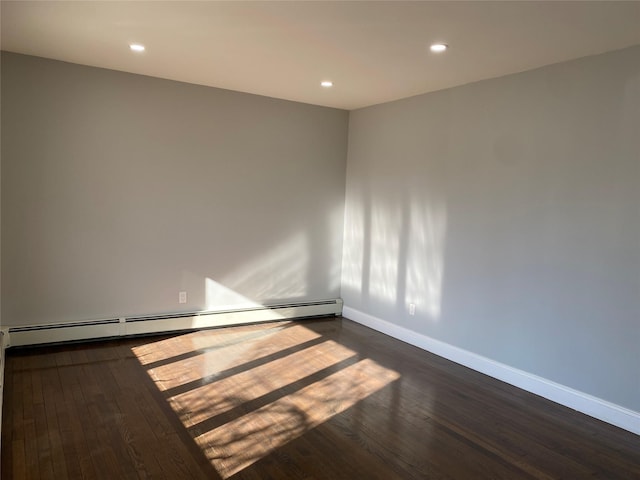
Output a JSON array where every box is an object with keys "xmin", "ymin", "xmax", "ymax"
[{"xmin": 1, "ymin": 1, "xmax": 639, "ymax": 479}]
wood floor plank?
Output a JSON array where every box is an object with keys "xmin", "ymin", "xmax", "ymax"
[
  {"xmin": 22, "ymin": 418, "xmax": 39, "ymax": 479},
  {"xmin": 60, "ymin": 359, "xmax": 98, "ymax": 479},
  {"xmin": 10, "ymin": 439, "xmax": 27, "ymax": 480},
  {"xmin": 2, "ymin": 317, "xmax": 639, "ymax": 479}
]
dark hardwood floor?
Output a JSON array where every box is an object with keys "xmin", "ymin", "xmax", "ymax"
[{"xmin": 2, "ymin": 317, "xmax": 639, "ymax": 479}]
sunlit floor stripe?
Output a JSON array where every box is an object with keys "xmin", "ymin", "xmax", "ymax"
[
  {"xmin": 132, "ymin": 321, "xmax": 303, "ymax": 366},
  {"xmin": 137, "ymin": 324, "xmax": 321, "ymax": 390},
  {"xmin": 167, "ymin": 340, "xmax": 357, "ymax": 427},
  {"xmin": 193, "ymin": 358, "xmax": 400, "ymax": 479}
]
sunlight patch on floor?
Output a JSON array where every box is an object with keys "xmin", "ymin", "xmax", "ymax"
[
  {"xmin": 196, "ymin": 358, "xmax": 399, "ymax": 478},
  {"xmin": 166, "ymin": 340, "xmax": 357, "ymax": 427},
  {"xmin": 133, "ymin": 324, "xmax": 400, "ymax": 479},
  {"xmin": 132, "ymin": 321, "xmax": 301, "ymax": 366},
  {"xmin": 139, "ymin": 324, "xmax": 322, "ymax": 391}
]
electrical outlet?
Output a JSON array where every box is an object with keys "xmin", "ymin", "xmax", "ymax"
[
  {"xmin": 179, "ymin": 291, "xmax": 187, "ymax": 304},
  {"xmin": 409, "ymin": 303, "xmax": 416, "ymax": 315}
]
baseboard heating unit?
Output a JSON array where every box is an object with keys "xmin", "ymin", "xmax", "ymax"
[{"xmin": 2, "ymin": 299, "xmax": 343, "ymax": 348}]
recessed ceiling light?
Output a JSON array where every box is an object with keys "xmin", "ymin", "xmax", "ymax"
[
  {"xmin": 321, "ymin": 81, "xmax": 333, "ymax": 88},
  {"xmin": 430, "ymin": 43, "xmax": 448, "ymax": 53},
  {"xmin": 129, "ymin": 43, "xmax": 145, "ymax": 53}
]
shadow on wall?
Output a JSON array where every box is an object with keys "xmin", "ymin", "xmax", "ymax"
[
  {"xmin": 169, "ymin": 203, "xmax": 345, "ymax": 318},
  {"xmin": 338, "ymin": 47, "xmax": 640, "ymax": 413},
  {"xmin": 342, "ymin": 182, "xmax": 448, "ymax": 323},
  {"xmin": 204, "ymin": 231, "xmax": 309, "ymax": 311}
]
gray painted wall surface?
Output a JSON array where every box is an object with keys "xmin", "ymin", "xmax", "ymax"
[
  {"xmin": 342, "ymin": 46, "xmax": 640, "ymax": 411},
  {"xmin": 2, "ymin": 46, "xmax": 639, "ymax": 414},
  {"xmin": 1, "ymin": 53, "xmax": 348, "ymax": 326}
]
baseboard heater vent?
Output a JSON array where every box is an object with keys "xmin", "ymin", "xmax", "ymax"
[
  {"xmin": 3, "ymin": 299, "xmax": 343, "ymax": 348},
  {"xmin": 6, "ymin": 318, "xmax": 122, "ymax": 347}
]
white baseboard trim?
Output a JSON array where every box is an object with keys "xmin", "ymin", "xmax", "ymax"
[
  {"xmin": 343, "ymin": 306, "xmax": 640, "ymax": 436},
  {"xmin": 4, "ymin": 299, "xmax": 343, "ymax": 348}
]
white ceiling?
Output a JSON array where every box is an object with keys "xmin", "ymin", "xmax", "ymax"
[{"xmin": 2, "ymin": 1, "xmax": 640, "ymax": 110}]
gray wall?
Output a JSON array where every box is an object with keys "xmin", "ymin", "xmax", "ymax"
[
  {"xmin": 2, "ymin": 46, "xmax": 639, "ymax": 413},
  {"xmin": 342, "ymin": 45, "xmax": 640, "ymax": 411},
  {"xmin": 1, "ymin": 52, "xmax": 348, "ymax": 326}
]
